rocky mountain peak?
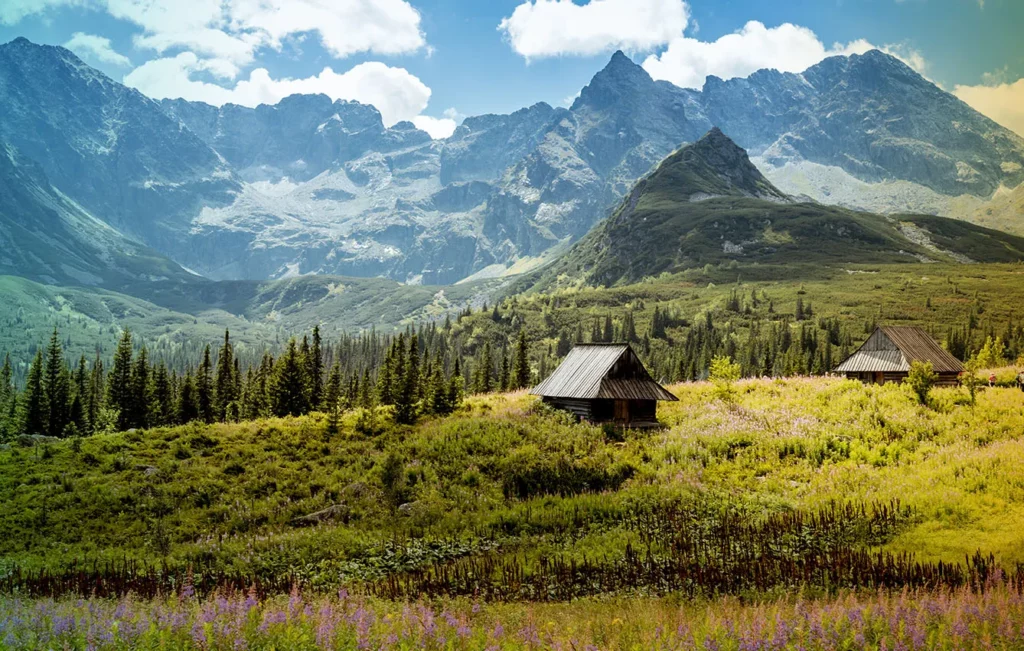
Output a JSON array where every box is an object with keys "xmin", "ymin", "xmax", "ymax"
[
  {"xmin": 652, "ymin": 128, "xmax": 789, "ymax": 201},
  {"xmin": 572, "ymin": 50, "xmax": 654, "ymax": 110}
]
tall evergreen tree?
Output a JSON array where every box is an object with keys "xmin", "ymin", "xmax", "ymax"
[
  {"xmin": 324, "ymin": 360, "xmax": 342, "ymax": 434},
  {"xmin": 214, "ymin": 330, "xmax": 236, "ymax": 422},
  {"xmin": 177, "ymin": 369, "xmax": 199, "ymax": 424},
  {"xmin": 152, "ymin": 362, "xmax": 172, "ymax": 427},
  {"xmin": 43, "ymin": 329, "xmax": 71, "ymax": 438},
  {"xmin": 271, "ymin": 339, "xmax": 310, "ymax": 417},
  {"xmin": 21, "ymin": 348, "xmax": 46, "ymax": 436},
  {"xmin": 513, "ymin": 330, "xmax": 531, "ymax": 390},
  {"xmin": 307, "ymin": 325, "xmax": 325, "ymax": 410},
  {"xmin": 196, "ymin": 345, "xmax": 214, "ymax": 424},
  {"xmin": 107, "ymin": 329, "xmax": 134, "ymax": 431},
  {"xmin": 395, "ymin": 335, "xmax": 419, "ymax": 425},
  {"xmin": 87, "ymin": 354, "xmax": 104, "ymax": 434},
  {"xmin": 128, "ymin": 347, "xmax": 151, "ymax": 429}
]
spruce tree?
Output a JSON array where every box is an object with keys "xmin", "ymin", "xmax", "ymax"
[
  {"xmin": 214, "ymin": 330, "xmax": 236, "ymax": 422},
  {"xmin": 128, "ymin": 347, "xmax": 151, "ymax": 429},
  {"xmin": 72, "ymin": 356, "xmax": 90, "ymax": 433},
  {"xmin": 87, "ymin": 354, "xmax": 104, "ymax": 434},
  {"xmin": 0, "ymin": 354, "xmax": 12, "ymax": 440},
  {"xmin": 324, "ymin": 361, "xmax": 342, "ymax": 435},
  {"xmin": 196, "ymin": 345, "xmax": 214, "ymax": 424},
  {"xmin": 107, "ymin": 329, "xmax": 134, "ymax": 432},
  {"xmin": 513, "ymin": 331, "xmax": 530, "ymax": 390},
  {"xmin": 307, "ymin": 325, "xmax": 325, "ymax": 410},
  {"xmin": 152, "ymin": 362, "xmax": 172, "ymax": 427},
  {"xmin": 21, "ymin": 348, "xmax": 46, "ymax": 436},
  {"xmin": 43, "ymin": 329, "xmax": 71, "ymax": 437},
  {"xmin": 177, "ymin": 369, "xmax": 199, "ymax": 424},
  {"xmin": 271, "ymin": 339, "xmax": 309, "ymax": 417},
  {"xmin": 395, "ymin": 335, "xmax": 419, "ymax": 425}
]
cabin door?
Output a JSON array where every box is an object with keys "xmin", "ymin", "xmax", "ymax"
[
  {"xmin": 614, "ymin": 400, "xmax": 630, "ymax": 422},
  {"xmin": 873, "ymin": 372, "xmax": 884, "ymax": 385}
]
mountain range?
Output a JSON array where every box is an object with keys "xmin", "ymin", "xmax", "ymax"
[
  {"xmin": 531, "ymin": 128, "xmax": 1024, "ymax": 290},
  {"xmin": 1, "ymin": 37, "xmax": 1022, "ymax": 291}
]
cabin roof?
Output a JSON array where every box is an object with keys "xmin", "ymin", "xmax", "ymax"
[
  {"xmin": 835, "ymin": 326, "xmax": 964, "ymax": 374},
  {"xmin": 530, "ymin": 344, "xmax": 677, "ymax": 401}
]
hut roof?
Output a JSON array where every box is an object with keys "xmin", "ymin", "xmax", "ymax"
[
  {"xmin": 530, "ymin": 344, "xmax": 677, "ymax": 401},
  {"xmin": 835, "ymin": 326, "xmax": 964, "ymax": 374}
]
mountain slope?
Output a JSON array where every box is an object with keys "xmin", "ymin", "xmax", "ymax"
[
  {"xmin": 0, "ymin": 143, "xmax": 194, "ymax": 287},
  {"xmin": 0, "ymin": 38, "xmax": 239, "ymax": 254},
  {"xmin": 533, "ymin": 129, "xmax": 1024, "ymax": 289},
  {"xmin": 1, "ymin": 39, "xmax": 1022, "ymax": 288}
]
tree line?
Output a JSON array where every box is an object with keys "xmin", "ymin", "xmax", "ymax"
[{"xmin": 3, "ymin": 289, "xmax": 1021, "ymax": 441}]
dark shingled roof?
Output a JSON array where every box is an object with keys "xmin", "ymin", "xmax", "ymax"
[
  {"xmin": 835, "ymin": 326, "xmax": 964, "ymax": 374},
  {"xmin": 530, "ymin": 344, "xmax": 677, "ymax": 401}
]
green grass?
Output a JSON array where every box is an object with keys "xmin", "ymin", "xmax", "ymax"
[{"xmin": 3, "ymin": 376, "xmax": 1024, "ymax": 587}]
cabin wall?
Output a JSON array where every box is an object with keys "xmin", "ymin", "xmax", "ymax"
[{"xmin": 545, "ymin": 397, "xmax": 658, "ymax": 425}]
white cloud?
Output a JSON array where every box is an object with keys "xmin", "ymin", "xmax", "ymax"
[
  {"xmin": 641, "ymin": 21, "xmax": 926, "ymax": 90},
  {"xmin": 412, "ymin": 109, "xmax": 461, "ymax": 139},
  {"xmin": 499, "ymin": 0, "xmax": 689, "ymax": 59},
  {"xmin": 63, "ymin": 32, "xmax": 131, "ymax": 66},
  {"xmin": 123, "ymin": 53, "xmax": 436, "ymax": 128},
  {"xmin": 0, "ymin": 0, "xmax": 79, "ymax": 25},
  {"xmin": 954, "ymin": 77, "xmax": 1024, "ymax": 138},
  {"xmin": 5, "ymin": 0, "xmax": 426, "ymax": 74},
  {"xmin": 227, "ymin": 0, "xmax": 426, "ymax": 59}
]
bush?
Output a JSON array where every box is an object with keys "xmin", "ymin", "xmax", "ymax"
[
  {"xmin": 709, "ymin": 356, "xmax": 741, "ymax": 401},
  {"xmin": 907, "ymin": 361, "xmax": 938, "ymax": 405}
]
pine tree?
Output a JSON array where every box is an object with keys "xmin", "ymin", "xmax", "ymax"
[
  {"xmin": 152, "ymin": 362, "xmax": 172, "ymax": 427},
  {"xmin": 177, "ymin": 369, "xmax": 199, "ymax": 424},
  {"xmin": 87, "ymin": 354, "xmax": 104, "ymax": 434},
  {"xmin": 196, "ymin": 345, "xmax": 214, "ymax": 423},
  {"xmin": 603, "ymin": 315, "xmax": 615, "ymax": 343},
  {"xmin": 42, "ymin": 329, "xmax": 71, "ymax": 438},
  {"xmin": 476, "ymin": 343, "xmax": 493, "ymax": 394},
  {"xmin": 307, "ymin": 325, "xmax": 325, "ymax": 410},
  {"xmin": 324, "ymin": 361, "xmax": 343, "ymax": 434},
  {"xmin": 21, "ymin": 348, "xmax": 46, "ymax": 436},
  {"xmin": 512, "ymin": 330, "xmax": 530, "ymax": 390},
  {"xmin": 271, "ymin": 339, "xmax": 310, "ymax": 417},
  {"xmin": 128, "ymin": 347, "xmax": 151, "ymax": 429},
  {"xmin": 0, "ymin": 354, "xmax": 13, "ymax": 440},
  {"xmin": 447, "ymin": 357, "xmax": 464, "ymax": 411},
  {"xmin": 499, "ymin": 349, "xmax": 510, "ymax": 392},
  {"xmin": 214, "ymin": 330, "xmax": 236, "ymax": 422},
  {"xmin": 107, "ymin": 329, "xmax": 134, "ymax": 432},
  {"xmin": 395, "ymin": 335, "xmax": 419, "ymax": 425}
]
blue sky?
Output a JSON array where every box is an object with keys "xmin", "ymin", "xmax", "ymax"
[{"xmin": 1, "ymin": 0, "xmax": 1022, "ymax": 138}]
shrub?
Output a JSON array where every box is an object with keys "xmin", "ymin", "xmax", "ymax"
[
  {"xmin": 907, "ymin": 361, "xmax": 938, "ymax": 405},
  {"xmin": 709, "ymin": 356, "xmax": 741, "ymax": 401}
]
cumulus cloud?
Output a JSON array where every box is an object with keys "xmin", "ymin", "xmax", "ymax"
[
  {"xmin": 955, "ymin": 77, "xmax": 1024, "ymax": 138},
  {"xmin": 641, "ymin": 21, "xmax": 926, "ymax": 89},
  {"xmin": 411, "ymin": 109, "xmax": 462, "ymax": 139},
  {"xmin": 6, "ymin": 0, "xmax": 426, "ymax": 73},
  {"xmin": 123, "ymin": 53, "xmax": 436, "ymax": 128},
  {"xmin": 63, "ymin": 32, "xmax": 131, "ymax": 66},
  {"xmin": 499, "ymin": 0, "xmax": 689, "ymax": 59}
]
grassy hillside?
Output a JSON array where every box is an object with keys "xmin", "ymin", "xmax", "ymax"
[{"xmin": 4, "ymin": 376, "xmax": 1024, "ymax": 594}]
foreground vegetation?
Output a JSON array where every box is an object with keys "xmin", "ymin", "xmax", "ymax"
[
  {"xmin": 3, "ymin": 377, "xmax": 1024, "ymax": 594},
  {"xmin": 7, "ymin": 582, "xmax": 1024, "ymax": 650}
]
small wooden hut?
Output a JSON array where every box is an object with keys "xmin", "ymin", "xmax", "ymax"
[
  {"xmin": 835, "ymin": 326, "xmax": 963, "ymax": 386},
  {"xmin": 530, "ymin": 344, "xmax": 677, "ymax": 428}
]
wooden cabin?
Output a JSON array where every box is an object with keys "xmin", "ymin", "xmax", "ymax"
[
  {"xmin": 530, "ymin": 344, "xmax": 677, "ymax": 428},
  {"xmin": 835, "ymin": 326, "xmax": 964, "ymax": 386}
]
